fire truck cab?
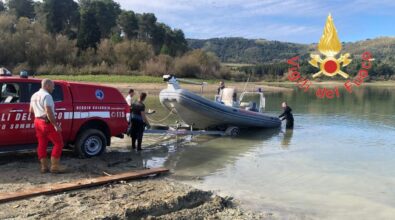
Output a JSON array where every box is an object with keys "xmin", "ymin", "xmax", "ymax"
[{"xmin": 0, "ymin": 74, "xmax": 129, "ymax": 158}]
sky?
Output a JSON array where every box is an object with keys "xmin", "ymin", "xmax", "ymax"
[{"xmin": 116, "ymin": 0, "xmax": 395, "ymax": 43}]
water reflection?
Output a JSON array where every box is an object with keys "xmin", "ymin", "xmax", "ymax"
[
  {"xmin": 121, "ymin": 128, "xmax": 280, "ymax": 179},
  {"xmin": 265, "ymin": 86, "xmax": 394, "ymax": 122},
  {"xmin": 168, "ymin": 128, "xmax": 280, "ymax": 179},
  {"xmin": 121, "ymin": 85, "xmax": 394, "ymax": 219},
  {"xmin": 281, "ymin": 129, "xmax": 294, "ymax": 149}
]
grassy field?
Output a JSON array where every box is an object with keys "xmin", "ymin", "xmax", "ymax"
[
  {"xmin": 222, "ymin": 63, "xmax": 254, "ymax": 67},
  {"xmin": 37, "ymin": 75, "xmax": 164, "ymax": 83},
  {"xmin": 35, "ymin": 74, "xmax": 395, "ymax": 86},
  {"xmin": 37, "ymin": 74, "xmax": 223, "ymax": 84}
]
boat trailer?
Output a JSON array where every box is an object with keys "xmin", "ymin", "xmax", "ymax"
[{"xmin": 145, "ymin": 124, "xmax": 240, "ymax": 137}]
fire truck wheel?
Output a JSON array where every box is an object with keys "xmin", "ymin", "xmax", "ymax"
[{"xmin": 75, "ymin": 129, "xmax": 107, "ymax": 158}]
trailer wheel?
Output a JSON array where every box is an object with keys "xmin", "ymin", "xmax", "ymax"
[
  {"xmin": 75, "ymin": 129, "xmax": 107, "ymax": 158},
  {"xmin": 225, "ymin": 126, "xmax": 240, "ymax": 137}
]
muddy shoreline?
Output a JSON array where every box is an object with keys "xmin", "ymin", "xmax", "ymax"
[{"xmin": 0, "ymin": 144, "xmax": 273, "ymax": 219}]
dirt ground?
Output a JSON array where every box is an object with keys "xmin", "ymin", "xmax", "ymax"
[{"xmin": 0, "ymin": 139, "xmax": 274, "ymax": 220}]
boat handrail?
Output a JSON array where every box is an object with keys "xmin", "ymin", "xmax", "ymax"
[
  {"xmin": 163, "ymin": 74, "xmax": 207, "ymax": 94},
  {"xmin": 178, "ymin": 78, "xmax": 207, "ymax": 86},
  {"xmin": 163, "ymin": 74, "xmax": 207, "ymax": 86}
]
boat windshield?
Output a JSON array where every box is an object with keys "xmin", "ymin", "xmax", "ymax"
[
  {"xmin": 239, "ymin": 92, "xmax": 265, "ymax": 112},
  {"xmin": 215, "ymin": 88, "xmax": 237, "ymax": 107}
]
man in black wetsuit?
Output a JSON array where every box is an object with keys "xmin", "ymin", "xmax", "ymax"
[
  {"xmin": 130, "ymin": 93, "xmax": 150, "ymax": 150},
  {"xmin": 279, "ymin": 102, "xmax": 294, "ymax": 129},
  {"xmin": 217, "ymin": 81, "xmax": 225, "ymax": 94}
]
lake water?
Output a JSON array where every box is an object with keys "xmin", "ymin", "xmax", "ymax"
[{"xmin": 125, "ymin": 85, "xmax": 395, "ymax": 219}]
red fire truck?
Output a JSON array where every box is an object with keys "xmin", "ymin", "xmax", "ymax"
[{"xmin": 0, "ymin": 73, "xmax": 129, "ymax": 158}]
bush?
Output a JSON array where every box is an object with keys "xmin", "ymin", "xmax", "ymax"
[
  {"xmin": 143, "ymin": 54, "xmax": 174, "ymax": 76},
  {"xmin": 229, "ymin": 71, "xmax": 246, "ymax": 82},
  {"xmin": 12, "ymin": 62, "xmax": 30, "ymax": 75},
  {"xmin": 77, "ymin": 48, "xmax": 100, "ymax": 66},
  {"xmin": 173, "ymin": 49, "xmax": 226, "ymax": 79},
  {"xmin": 0, "ymin": 16, "xmax": 228, "ymax": 79},
  {"xmin": 174, "ymin": 55, "xmax": 201, "ymax": 78},
  {"xmin": 37, "ymin": 64, "xmax": 74, "ymax": 75},
  {"xmin": 97, "ymin": 39, "xmax": 116, "ymax": 65},
  {"xmin": 46, "ymin": 35, "xmax": 78, "ymax": 66},
  {"xmin": 114, "ymin": 40, "xmax": 154, "ymax": 70},
  {"xmin": 214, "ymin": 65, "xmax": 231, "ymax": 79},
  {"xmin": 107, "ymin": 64, "xmax": 131, "ymax": 75},
  {"xmin": 36, "ymin": 63, "xmax": 133, "ymax": 75}
]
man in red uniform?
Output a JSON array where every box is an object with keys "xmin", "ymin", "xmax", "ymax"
[{"xmin": 30, "ymin": 79, "xmax": 66, "ymax": 174}]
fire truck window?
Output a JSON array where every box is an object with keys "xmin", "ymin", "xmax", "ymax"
[
  {"xmin": 19, "ymin": 83, "xmax": 40, "ymax": 103},
  {"xmin": 21, "ymin": 83, "xmax": 63, "ymax": 103},
  {"xmin": 0, "ymin": 83, "xmax": 20, "ymax": 104},
  {"xmin": 52, "ymin": 85, "xmax": 64, "ymax": 102}
]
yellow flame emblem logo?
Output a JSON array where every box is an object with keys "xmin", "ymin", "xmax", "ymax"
[{"xmin": 309, "ymin": 14, "xmax": 352, "ymax": 79}]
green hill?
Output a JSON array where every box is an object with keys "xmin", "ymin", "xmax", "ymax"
[
  {"xmin": 188, "ymin": 37, "xmax": 308, "ymax": 64},
  {"xmin": 188, "ymin": 37, "xmax": 395, "ymax": 80}
]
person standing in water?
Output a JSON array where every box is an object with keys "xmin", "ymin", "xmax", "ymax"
[
  {"xmin": 130, "ymin": 93, "xmax": 150, "ymax": 150},
  {"xmin": 279, "ymin": 102, "xmax": 294, "ymax": 129}
]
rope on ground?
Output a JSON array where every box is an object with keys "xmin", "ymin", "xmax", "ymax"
[{"xmin": 146, "ymin": 108, "xmax": 177, "ymax": 123}]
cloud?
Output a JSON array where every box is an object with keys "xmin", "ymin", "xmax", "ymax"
[
  {"xmin": 241, "ymin": 0, "xmax": 325, "ymax": 17},
  {"xmin": 116, "ymin": 0, "xmax": 395, "ymax": 42},
  {"xmin": 183, "ymin": 20, "xmax": 320, "ymax": 42},
  {"xmin": 119, "ymin": 0, "xmax": 330, "ymax": 17},
  {"xmin": 116, "ymin": 0, "xmax": 193, "ymax": 12}
]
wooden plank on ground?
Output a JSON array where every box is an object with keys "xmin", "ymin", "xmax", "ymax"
[{"xmin": 0, "ymin": 167, "xmax": 169, "ymax": 203}]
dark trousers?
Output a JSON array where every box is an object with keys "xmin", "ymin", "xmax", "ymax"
[
  {"xmin": 286, "ymin": 119, "xmax": 294, "ymax": 129},
  {"xmin": 130, "ymin": 119, "xmax": 145, "ymax": 150}
]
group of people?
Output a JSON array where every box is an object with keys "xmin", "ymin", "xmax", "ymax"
[
  {"xmin": 125, "ymin": 89, "xmax": 150, "ymax": 151},
  {"xmin": 28, "ymin": 80, "xmax": 151, "ymax": 175},
  {"xmin": 29, "ymin": 78, "xmax": 293, "ymax": 174}
]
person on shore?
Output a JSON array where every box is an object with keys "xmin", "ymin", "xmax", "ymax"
[
  {"xmin": 126, "ymin": 89, "xmax": 135, "ymax": 136},
  {"xmin": 125, "ymin": 89, "xmax": 135, "ymax": 107},
  {"xmin": 30, "ymin": 79, "xmax": 66, "ymax": 174},
  {"xmin": 130, "ymin": 93, "xmax": 150, "ymax": 150},
  {"xmin": 279, "ymin": 102, "xmax": 294, "ymax": 129},
  {"xmin": 217, "ymin": 81, "xmax": 225, "ymax": 95}
]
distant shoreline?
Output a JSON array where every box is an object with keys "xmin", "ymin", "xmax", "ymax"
[
  {"xmin": 262, "ymin": 80, "xmax": 395, "ymax": 87},
  {"xmin": 36, "ymin": 75, "xmax": 395, "ymax": 85},
  {"xmin": 31, "ymin": 75, "xmax": 394, "ymax": 95}
]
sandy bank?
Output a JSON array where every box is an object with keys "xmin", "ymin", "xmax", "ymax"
[{"xmin": 0, "ymin": 149, "xmax": 272, "ymax": 219}]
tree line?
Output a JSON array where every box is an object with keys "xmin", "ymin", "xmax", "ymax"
[
  {"xmin": 3, "ymin": 0, "xmax": 391, "ymax": 81},
  {"xmin": 190, "ymin": 37, "xmax": 395, "ymax": 80},
  {"xmin": 237, "ymin": 59, "xmax": 394, "ymax": 81},
  {"xmin": 0, "ymin": 0, "xmax": 230, "ymax": 79}
]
